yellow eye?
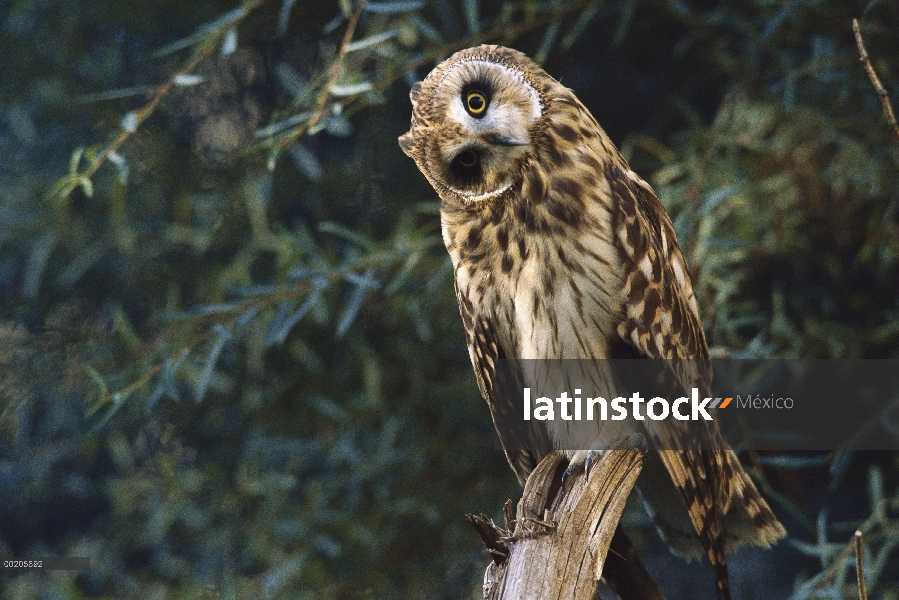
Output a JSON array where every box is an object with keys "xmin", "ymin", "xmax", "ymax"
[
  {"xmin": 465, "ymin": 91, "xmax": 488, "ymax": 116},
  {"xmin": 457, "ymin": 150, "xmax": 478, "ymax": 168}
]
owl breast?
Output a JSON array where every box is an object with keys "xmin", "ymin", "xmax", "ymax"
[{"xmin": 443, "ymin": 105, "xmax": 626, "ymax": 363}]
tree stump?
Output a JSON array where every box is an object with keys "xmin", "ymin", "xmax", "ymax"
[{"xmin": 467, "ymin": 434, "xmax": 666, "ymax": 600}]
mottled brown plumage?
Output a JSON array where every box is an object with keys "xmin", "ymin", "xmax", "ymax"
[{"xmin": 399, "ymin": 45, "xmax": 784, "ymax": 599}]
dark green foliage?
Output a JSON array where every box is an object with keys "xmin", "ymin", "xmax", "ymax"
[{"xmin": 1, "ymin": 0, "xmax": 898, "ymax": 598}]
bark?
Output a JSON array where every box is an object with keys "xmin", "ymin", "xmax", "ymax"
[{"xmin": 468, "ymin": 434, "xmax": 666, "ymax": 600}]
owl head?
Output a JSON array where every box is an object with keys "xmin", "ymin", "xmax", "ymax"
[{"xmin": 398, "ymin": 45, "xmax": 551, "ymax": 205}]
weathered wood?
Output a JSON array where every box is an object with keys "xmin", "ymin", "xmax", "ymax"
[{"xmin": 472, "ymin": 435, "xmax": 663, "ymax": 600}]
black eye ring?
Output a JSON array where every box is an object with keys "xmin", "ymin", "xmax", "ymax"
[{"xmin": 464, "ymin": 90, "xmax": 488, "ymax": 116}]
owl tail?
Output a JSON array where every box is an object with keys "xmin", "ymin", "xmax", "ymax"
[{"xmin": 636, "ymin": 449, "xmax": 786, "ymax": 599}]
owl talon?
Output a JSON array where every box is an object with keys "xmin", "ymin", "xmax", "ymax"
[
  {"xmin": 561, "ymin": 449, "xmax": 603, "ymax": 487},
  {"xmin": 584, "ymin": 449, "xmax": 601, "ymax": 482},
  {"xmin": 560, "ymin": 464, "xmax": 575, "ymax": 489}
]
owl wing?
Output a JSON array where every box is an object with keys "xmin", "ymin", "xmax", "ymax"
[
  {"xmin": 606, "ymin": 164, "xmax": 736, "ymax": 598},
  {"xmin": 454, "ymin": 279, "xmax": 553, "ymax": 485}
]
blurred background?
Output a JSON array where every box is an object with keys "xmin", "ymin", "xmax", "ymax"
[{"xmin": 1, "ymin": 0, "xmax": 898, "ymax": 598}]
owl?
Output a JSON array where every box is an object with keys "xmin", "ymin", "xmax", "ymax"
[{"xmin": 398, "ymin": 45, "xmax": 784, "ymax": 599}]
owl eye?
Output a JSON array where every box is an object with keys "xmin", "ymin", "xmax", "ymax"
[
  {"xmin": 450, "ymin": 149, "xmax": 481, "ymax": 182},
  {"xmin": 464, "ymin": 90, "xmax": 489, "ymax": 116},
  {"xmin": 456, "ymin": 150, "xmax": 479, "ymax": 168}
]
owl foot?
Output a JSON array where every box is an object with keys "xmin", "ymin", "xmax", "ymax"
[{"xmin": 561, "ymin": 449, "xmax": 603, "ymax": 488}]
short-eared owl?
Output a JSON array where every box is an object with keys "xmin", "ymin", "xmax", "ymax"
[{"xmin": 399, "ymin": 45, "xmax": 784, "ymax": 599}]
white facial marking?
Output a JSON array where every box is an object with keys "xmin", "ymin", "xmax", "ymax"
[
  {"xmin": 434, "ymin": 58, "xmax": 543, "ymax": 203},
  {"xmin": 450, "ymin": 180, "xmax": 513, "ymax": 202},
  {"xmin": 443, "ymin": 60, "xmax": 541, "ymax": 131}
]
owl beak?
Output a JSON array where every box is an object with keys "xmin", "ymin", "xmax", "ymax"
[{"xmin": 484, "ymin": 133, "xmax": 529, "ymax": 147}]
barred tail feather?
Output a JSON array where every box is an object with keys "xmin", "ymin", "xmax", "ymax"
[{"xmin": 719, "ymin": 450, "xmax": 786, "ymax": 552}]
